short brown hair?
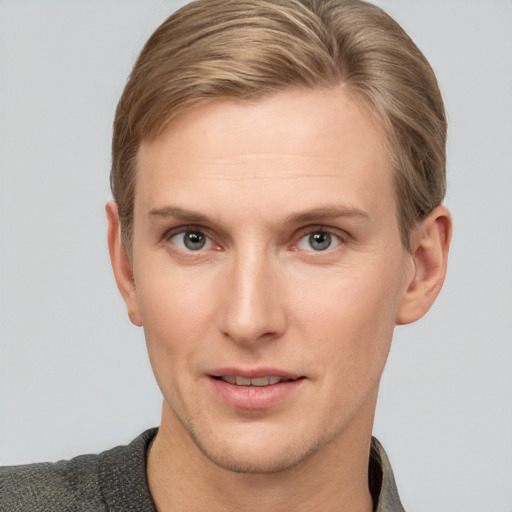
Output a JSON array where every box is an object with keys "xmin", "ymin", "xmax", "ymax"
[{"xmin": 111, "ymin": 0, "xmax": 446, "ymax": 252}]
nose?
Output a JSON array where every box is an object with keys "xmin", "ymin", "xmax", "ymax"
[{"xmin": 217, "ymin": 250, "xmax": 287, "ymax": 346}]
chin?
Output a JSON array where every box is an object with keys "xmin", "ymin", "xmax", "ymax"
[
  {"xmin": 187, "ymin": 425, "xmax": 328, "ymax": 475},
  {"xmin": 200, "ymin": 445, "xmax": 314, "ymax": 475}
]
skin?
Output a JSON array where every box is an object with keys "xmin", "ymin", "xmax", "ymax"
[{"xmin": 107, "ymin": 87, "xmax": 451, "ymax": 512}]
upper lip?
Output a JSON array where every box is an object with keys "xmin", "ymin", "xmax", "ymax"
[{"xmin": 208, "ymin": 367, "xmax": 303, "ymax": 380}]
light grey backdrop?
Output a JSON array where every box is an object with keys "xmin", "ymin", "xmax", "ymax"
[{"xmin": 1, "ymin": 1, "xmax": 511, "ymax": 511}]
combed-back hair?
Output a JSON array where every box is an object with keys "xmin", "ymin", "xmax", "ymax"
[{"xmin": 111, "ymin": 0, "xmax": 446, "ymax": 253}]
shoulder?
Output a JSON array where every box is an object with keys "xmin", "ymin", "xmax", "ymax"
[
  {"xmin": 1, "ymin": 453, "xmax": 104, "ymax": 512},
  {"xmin": 0, "ymin": 428, "xmax": 158, "ymax": 512}
]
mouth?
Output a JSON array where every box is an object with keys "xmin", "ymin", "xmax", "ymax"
[
  {"xmin": 208, "ymin": 370, "xmax": 306, "ymax": 409},
  {"xmin": 212, "ymin": 375, "xmax": 299, "ymax": 387}
]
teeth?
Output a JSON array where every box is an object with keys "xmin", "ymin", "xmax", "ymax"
[
  {"xmin": 250, "ymin": 377, "xmax": 270, "ymax": 387},
  {"xmin": 220, "ymin": 376, "xmax": 287, "ymax": 386}
]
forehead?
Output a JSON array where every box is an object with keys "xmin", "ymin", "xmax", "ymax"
[{"xmin": 135, "ymin": 87, "xmax": 394, "ymax": 223}]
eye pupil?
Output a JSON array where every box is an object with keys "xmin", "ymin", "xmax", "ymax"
[
  {"xmin": 184, "ymin": 231, "xmax": 206, "ymax": 250},
  {"xmin": 309, "ymin": 232, "xmax": 331, "ymax": 251}
]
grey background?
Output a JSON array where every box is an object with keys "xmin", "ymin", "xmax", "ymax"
[{"xmin": 1, "ymin": 1, "xmax": 511, "ymax": 511}]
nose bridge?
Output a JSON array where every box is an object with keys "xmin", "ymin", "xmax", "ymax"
[{"xmin": 219, "ymin": 244, "xmax": 286, "ymax": 345}]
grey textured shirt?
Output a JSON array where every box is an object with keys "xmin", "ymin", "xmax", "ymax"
[{"xmin": 1, "ymin": 429, "xmax": 405, "ymax": 511}]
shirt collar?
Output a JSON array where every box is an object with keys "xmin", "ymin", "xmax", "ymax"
[{"xmin": 370, "ymin": 437, "xmax": 406, "ymax": 512}]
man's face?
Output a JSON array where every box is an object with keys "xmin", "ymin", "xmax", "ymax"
[{"xmin": 129, "ymin": 87, "xmax": 414, "ymax": 473}]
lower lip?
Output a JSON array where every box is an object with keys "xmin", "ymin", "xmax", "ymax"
[{"xmin": 208, "ymin": 377, "xmax": 304, "ymax": 410}]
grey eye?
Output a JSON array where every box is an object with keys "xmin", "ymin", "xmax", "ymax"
[
  {"xmin": 308, "ymin": 232, "xmax": 332, "ymax": 251},
  {"xmin": 297, "ymin": 231, "xmax": 340, "ymax": 252},
  {"xmin": 171, "ymin": 230, "xmax": 212, "ymax": 251},
  {"xmin": 183, "ymin": 231, "xmax": 206, "ymax": 250}
]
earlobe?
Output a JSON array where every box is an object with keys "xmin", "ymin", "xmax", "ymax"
[
  {"xmin": 105, "ymin": 201, "xmax": 143, "ymax": 327},
  {"xmin": 396, "ymin": 205, "xmax": 452, "ymax": 325}
]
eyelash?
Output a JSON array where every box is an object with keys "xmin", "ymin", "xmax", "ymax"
[
  {"xmin": 163, "ymin": 225, "xmax": 347, "ymax": 254},
  {"xmin": 296, "ymin": 229, "xmax": 343, "ymax": 252},
  {"xmin": 164, "ymin": 227, "xmax": 219, "ymax": 253}
]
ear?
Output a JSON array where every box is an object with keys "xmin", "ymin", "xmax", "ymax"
[
  {"xmin": 105, "ymin": 201, "xmax": 142, "ymax": 327},
  {"xmin": 396, "ymin": 205, "xmax": 452, "ymax": 325}
]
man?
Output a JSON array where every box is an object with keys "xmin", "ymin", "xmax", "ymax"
[{"xmin": 1, "ymin": 0, "xmax": 451, "ymax": 510}]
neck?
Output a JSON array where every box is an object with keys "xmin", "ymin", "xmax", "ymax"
[{"xmin": 147, "ymin": 400, "xmax": 376, "ymax": 512}]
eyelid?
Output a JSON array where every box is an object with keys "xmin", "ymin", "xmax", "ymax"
[
  {"xmin": 293, "ymin": 225, "xmax": 348, "ymax": 250},
  {"xmin": 161, "ymin": 223, "xmax": 349, "ymax": 251},
  {"xmin": 162, "ymin": 225, "xmax": 219, "ymax": 251}
]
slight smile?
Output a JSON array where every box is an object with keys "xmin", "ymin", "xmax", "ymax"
[
  {"xmin": 208, "ymin": 369, "xmax": 306, "ymax": 409},
  {"xmin": 215, "ymin": 376, "xmax": 297, "ymax": 386}
]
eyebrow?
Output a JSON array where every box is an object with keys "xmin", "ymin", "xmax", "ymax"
[
  {"xmin": 148, "ymin": 206, "xmax": 211, "ymax": 223},
  {"xmin": 148, "ymin": 205, "xmax": 369, "ymax": 225},
  {"xmin": 284, "ymin": 206, "xmax": 370, "ymax": 225}
]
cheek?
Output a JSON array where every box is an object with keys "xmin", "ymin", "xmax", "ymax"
[
  {"xmin": 135, "ymin": 267, "xmax": 219, "ymax": 370},
  {"xmin": 292, "ymin": 262, "xmax": 404, "ymax": 367},
  {"xmin": 303, "ymin": 273, "xmax": 401, "ymax": 415}
]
